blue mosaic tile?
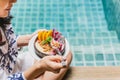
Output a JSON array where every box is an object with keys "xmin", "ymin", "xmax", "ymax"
[
  {"xmin": 75, "ymin": 63, "xmax": 84, "ymax": 66},
  {"xmin": 86, "ymin": 62, "xmax": 94, "ymax": 66},
  {"xmin": 105, "ymin": 54, "xmax": 114, "ymax": 61},
  {"xmin": 85, "ymin": 54, "xmax": 94, "ymax": 61},
  {"xmin": 115, "ymin": 54, "xmax": 120, "ymax": 61},
  {"xmin": 96, "ymin": 62, "xmax": 105, "ymax": 66},
  {"xmin": 11, "ymin": 0, "xmax": 120, "ymax": 66},
  {"xmin": 95, "ymin": 54, "xmax": 104, "ymax": 61},
  {"xmin": 74, "ymin": 53, "xmax": 83, "ymax": 61},
  {"xmin": 106, "ymin": 62, "xmax": 116, "ymax": 66}
]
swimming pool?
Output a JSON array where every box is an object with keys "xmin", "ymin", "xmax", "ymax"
[{"xmin": 11, "ymin": 0, "xmax": 120, "ymax": 66}]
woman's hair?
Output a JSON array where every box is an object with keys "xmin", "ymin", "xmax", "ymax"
[
  {"xmin": 0, "ymin": 15, "xmax": 13, "ymax": 44},
  {"xmin": 0, "ymin": 15, "xmax": 13, "ymax": 29}
]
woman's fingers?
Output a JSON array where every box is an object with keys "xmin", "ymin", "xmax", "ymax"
[
  {"xmin": 52, "ymin": 69, "xmax": 60, "ymax": 73},
  {"xmin": 40, "ymin": 55, "xmax": 67, "ymax": 72},
  {"xmin": 49, "ymin": 56, "xmax": 67, "ymax": 68},
  {"xmin": 34, "ymin": 55, "xmax": 68, "ymax": 74},
  {"xmin": 48, "ymin": 55, "xmax": 63, "ymax": 61}
]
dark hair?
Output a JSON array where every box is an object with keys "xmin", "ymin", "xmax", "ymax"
[
  {"xmin": 0, "ymin": 15, "xmax": 13, "ymax": 45},
  {"xmin": 0, "ymin": 15, "xmax": 13, "ymax": 29}
]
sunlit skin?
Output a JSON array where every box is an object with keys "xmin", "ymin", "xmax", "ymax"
[{"xmin": 0, "ymin": 0, "xmax": 16, "ymax": 17}]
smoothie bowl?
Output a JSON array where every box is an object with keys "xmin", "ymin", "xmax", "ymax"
[{"xmin": 34, "ymin": 29, "xmax": 66, "ymax": 58}]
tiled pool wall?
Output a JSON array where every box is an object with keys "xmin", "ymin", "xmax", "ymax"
[
  {"xmin": 102, "ymin": 0, "xmax": 120, "ymax": 41},
  {"xmin": 11, "ymin": 0, "xmax": 120, "ymax": 66}
]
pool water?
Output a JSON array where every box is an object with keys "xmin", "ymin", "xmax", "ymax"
[{"xmin": 11, "ymin": 0, "xmax": 120, "ymax": 66}]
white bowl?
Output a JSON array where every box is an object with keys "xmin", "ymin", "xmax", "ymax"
[{"xmin": 28, "ymin": 34, "xmax": 70, "ymax": 60}]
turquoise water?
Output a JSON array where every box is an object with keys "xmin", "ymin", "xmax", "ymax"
[{"xmin": 11, "ymin": 0, "xmax": 120, "ymax": 66}]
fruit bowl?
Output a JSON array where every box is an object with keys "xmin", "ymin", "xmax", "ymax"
[
  {"xmin": 28, "ymin": 29, "xmax": 70, "ymax": 60},
  {"xmin": 33, "ymin": 29, "xmax": 66, "ymax": 58}
]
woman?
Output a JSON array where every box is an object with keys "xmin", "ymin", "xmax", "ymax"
[{"xmin": 0, "ymin": 0, "xmax": 72, "ymax": 80}]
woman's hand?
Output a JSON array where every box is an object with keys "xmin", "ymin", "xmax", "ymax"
[
  {"xmin": 34, "ymin": 51, "xmax": 72, "ymax": 80},
  {"xmin": 23, "ymin": 55, "xmax": 66, "ymax": 80},
  {"xmin": 37, "ymin": 55, "xmax": 66, "ymax": 73}
]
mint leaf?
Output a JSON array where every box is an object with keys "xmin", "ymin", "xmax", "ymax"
[{"xmin": 42, "ymin": 36, "xmax": 52, "ymax": 45}]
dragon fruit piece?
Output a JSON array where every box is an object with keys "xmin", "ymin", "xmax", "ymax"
[
  {"xmin": 52, "ymin": 29, "xmax": 62, "ymax": 40},
  {"xmin": 55, "ymin": 32, "xmax": 61, "ymax": 41}
]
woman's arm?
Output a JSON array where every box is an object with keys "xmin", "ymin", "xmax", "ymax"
[
  {"xmin": 17, "ymin": 34, "xmax": 32, "ymax": 47},
  {"xmin": 23, "ymin": 62, "xmax": 45, "ymax": 80},
  {"xmin": 23, "ymin": 55, "xmax": 65, "ymax": 80},
  {"xmin": 16, "ymin": 29, "xmax": 46, "ymax": 47},
  {"xmin": 7, "ymin": 53, "xmax": 72, "ymax": 80}
]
